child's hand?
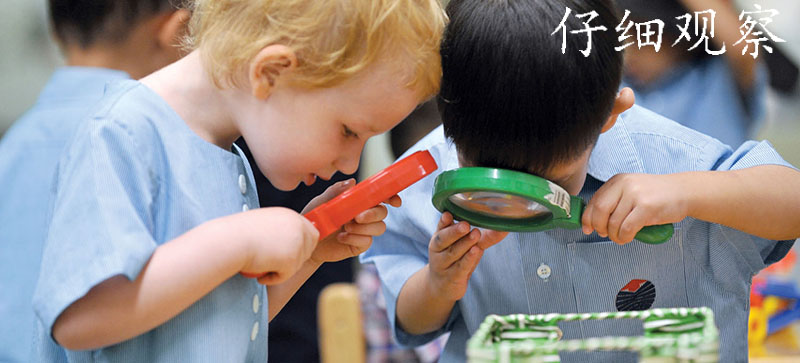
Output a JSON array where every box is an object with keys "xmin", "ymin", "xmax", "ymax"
[
  {"xmin": 427, "ymin": 212, "xmax": 508, "ymax": 302},
  {"xmin": 582, "ymin": 173, "xmax": 689, "ymax": 244},
  {"xmin": 302, "ymin": 179, "xmax": 403, "ymax": 265},
  {"xmin": 239, "ymin": 207, "xmax": 319, "ymax": 285}
]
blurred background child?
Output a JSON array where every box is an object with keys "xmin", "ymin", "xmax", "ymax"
[
  {"xmin": 0, "ymin": 1, "xmax": 188, "ymax": 361},
  {"xmin": 615, "ymin": 0, "xmax": 796, "ymax": 148}
]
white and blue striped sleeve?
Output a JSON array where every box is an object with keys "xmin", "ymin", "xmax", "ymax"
[{"xmin": 708, "ymin": 139, "xmax": 797, "ymax": 274}]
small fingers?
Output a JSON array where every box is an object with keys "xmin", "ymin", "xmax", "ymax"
[
  {"xmin": 586, "ymin": 188, "xmax": 623, "ymax": 238},
  {"xmin": 436, "ymin": 229, "xmax": 481, "ymax": 269},
  {"xmin": 453, "ymin": 245, "xmax": 484, "ymax": 279},
  {"xmin": 336, "ymin": 232, "xmax": 373, "ymax": 254},
  {"xmin": 301, "ymin": 179, "xmax": 355, "ymax": 214},
  {"xmin": 343, "ymin": 220, "xmax": 386, "ymax": 237},
  {"xmin": 354, "ymin": 204, "xmax": 388, "ymax": 224},
  {"xmin": 437, "ymin": 212, "xmax": 454, "ymax": 231},
  {"xmin": 606, "ymin": 195, "xmax": 634, "ymax": 244},
  {"xmin": 581, "ymin": 203, "xmax": 594, "ymax": 235},
  {"xmin": 384, "ymin": 194, "xmax": 402, "ymax": 208},
  {"xmin": 583, "ymin": 176, "xmax": 623, "ymax": 236},
  {"xmin": 475, "ymin": 229, "xmax": 509, "ymax": 250},
  {"xmin": 430, "ymin": 221, "xmax": 471, "ymax": 253},
  {"xmin": 617, "ymin": 208, "xmax": 648, "ymax": 245}
]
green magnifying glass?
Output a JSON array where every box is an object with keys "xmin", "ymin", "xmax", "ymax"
[{"xmin": 431, "ymin": 167, "xmax": 673, "ymax": 244}]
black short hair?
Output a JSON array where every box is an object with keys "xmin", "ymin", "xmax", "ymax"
[
  {"xmin": 438, "ymin": 0, "xmax": 623, "ymax": 176},
  {"xmin": 49, "ymin": 0, "xmax": 177, "ymax": 48}
]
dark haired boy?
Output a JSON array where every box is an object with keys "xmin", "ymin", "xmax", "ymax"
[
  {"xmin": 362, "ymin": 0, "xmax": 800, "ymax": 361},
  {"xmin": 0, "ymin": 1, "xmax": 187, "ymax": 361}
]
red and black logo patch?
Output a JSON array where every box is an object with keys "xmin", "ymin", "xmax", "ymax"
[{"xmin": 615, "ymin": 279, "xmax": 655, "ymax": 311}]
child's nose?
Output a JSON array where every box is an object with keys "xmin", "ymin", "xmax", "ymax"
[{"xmin": 334, "ymin": 152, "xmax": 360, "ymax": 175}]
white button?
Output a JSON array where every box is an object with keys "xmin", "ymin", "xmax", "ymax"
[
  {"xmin": 250, "ymin": 321, "xmax": 259, "ymax": 341},
  {"xmin": 242, "ymin": 204, "xmax": 250, "ymax": 212},
  {"xmin": 239, "ymin": 174, "xmax": 247, "ymax": 195},
  {"xmin": 252, "ymin": 294, "xmax": 260, "ymax": 313},
  {"xmin": 537, "ymin": 263, "xmax": 551, "ymax": 280}
]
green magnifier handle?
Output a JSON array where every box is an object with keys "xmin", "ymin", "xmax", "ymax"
[{"xmin": 634, "ymin": 223, "xmax": 674, "ymax": 244}]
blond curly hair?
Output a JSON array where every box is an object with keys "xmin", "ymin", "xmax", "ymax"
[{"xmin": 185, "ymin": 0, "xmax": 446, "ymax": 99}]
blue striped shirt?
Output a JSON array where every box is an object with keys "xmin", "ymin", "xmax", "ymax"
[
  {"xmin": 0, "ymin": 67, "xmax": 129, "ymax": 362},
  {"xmin": 361, "ymin": 105, "xmax": 795, "ymax": 363}
]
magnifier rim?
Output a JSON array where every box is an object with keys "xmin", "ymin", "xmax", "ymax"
[{"xmin": 432, "ymin": 167, "xmax": 578, "ymax": 232}]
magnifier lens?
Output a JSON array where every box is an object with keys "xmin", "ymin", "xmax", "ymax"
[{"xmin": 448, "ymin": 191, "xmax": 553, "ymax": 219}]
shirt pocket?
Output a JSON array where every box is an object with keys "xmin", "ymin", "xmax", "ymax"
[{"xmin": 567, "ymin": 233, "xmax": 690, "ymax": 339}]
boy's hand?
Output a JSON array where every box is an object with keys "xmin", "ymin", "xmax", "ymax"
[
  {"xmin": 582, "ymin": 173, "xmax": 689, "ymax": 244},
  {"xmin": 301, "ymin": 179, "xmax": 403, "ymax": 265},
  {"xmin": 428, "ymin": 212, "xmax": 508, "ymax": 302},
  {"xmin": 239, "ymin": 207, "xmax": 319, "ymax": 285}
]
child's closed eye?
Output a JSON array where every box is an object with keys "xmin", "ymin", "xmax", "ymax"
[{"xmin": 341, "ymin": 124, "xmax": 359, "ymax": 139}]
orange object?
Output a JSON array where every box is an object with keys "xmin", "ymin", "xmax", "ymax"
[
  {"xmin": 304, "ymin": 150, "xmax": 438, "ymax": 239},
  {"xmin": 764, "ymin": 249, "xmax": 796, "ymax": 275},
  {"xmin": 241, "ymin": 150, "xmax": 438, "ymax": 279}
]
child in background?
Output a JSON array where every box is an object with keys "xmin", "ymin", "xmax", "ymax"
[
  {"xmin": 616, "ymin": 0, "xmax": 765, "ymax": 148},
  {"xmin": 0, "ymin": 1, "xmax": 188, "ymax": 361},
  {"xmin": 31, "ymin": 0, "xmax": 446, "ymax": 362},
  {"xmin": 361, "ymin": 0, "xmax": 800, "ymax": 362}
]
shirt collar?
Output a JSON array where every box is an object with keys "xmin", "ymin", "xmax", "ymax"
[
  {"xmin": 38, "ymin": 66, "xmax": 130, "ymax": 102},
  {"xmin": 586, "ymin": 108, "xmax": 645, "ymax": 182}
]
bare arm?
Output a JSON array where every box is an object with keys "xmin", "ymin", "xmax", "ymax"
[
  {"xmin": 53, "ymin": 208, "xmax": 316, "ymax": 350},
  {"xmin": 583, "ymin": 165, "xmax": 800, "ymax": 244},
  {"xmin": 396, "ymin": 265, "xmax": 465, "ymax": 335},
  {"xmin": 395, "ymin": 213, "xmax": 507, "ymax": 335},
  {"xmin": 685, "ymin": 165, "xmax": 800, "ymax": 240},
  {"xmin": 680, "ymin": 0, "xmax": 758, "ymax": 91},
  {"xmin": 53, "ymin": 179, "xmax": 404, "ymax": 349}
]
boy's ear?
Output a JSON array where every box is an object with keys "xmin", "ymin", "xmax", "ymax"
[
  {"xmin": 156, "ymin": 9, "xmax": 191, "ymax": 53},
  {"xmin": 249, "ymin": 45, "xmax": 298, "ymax": 100},
  {"xmin": 601, "ymin": 87, "xmax": 635, "ymax": 133}
]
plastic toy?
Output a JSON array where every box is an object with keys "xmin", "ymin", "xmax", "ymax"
[
  {"xmin": 242, "ymin": 150, "xmax": 438, "ymax": 279},
  {"xmin": 467, "ymin": 307, "xmax": 719, "ymax": 362},
  {"xmin": 432, "ymin": 167, "xmax": 673, "ymax": 244},
  {"xmin": 749, "ymin": 249, "xmax": 799, "ymax": 346}
]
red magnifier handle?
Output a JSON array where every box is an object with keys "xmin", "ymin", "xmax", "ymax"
[{"xmin": 241, "ymin": 150, "xmax": 438, "ymax": 279}]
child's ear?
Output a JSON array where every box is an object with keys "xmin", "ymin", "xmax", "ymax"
[
  {"xmin": 156, "ymin": 9, "xmax": 191, "ymax": 54},
  {"xmin": 249, "ymin": 45, "xmax": 298, "ymax": 100},
  {"xmin": 601, "ymin": 87, "xmax": 635, "ymax": 133}
]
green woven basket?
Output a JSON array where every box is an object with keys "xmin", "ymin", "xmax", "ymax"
[{"xmin": 467, "ymin": 307, "xmax": 719, "ymax": 363}]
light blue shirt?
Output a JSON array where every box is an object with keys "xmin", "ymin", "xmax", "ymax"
[
  {"xmin": 622, "ymin": 57, "xmax": 767, "ymax": 148},
  {"xmin": 361, "ymin": 106, "xmax": 795, "ymax": 363},
  {"xmin": 0, "ymin": 67, "xmax": 129, "ymax": 363},
  {"xmin": 32, "ymin": 80, "xmax": 268, "ymax": 362}
]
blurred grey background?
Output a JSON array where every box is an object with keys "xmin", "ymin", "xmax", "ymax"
[{"xmin": 1, "ymin": 0, "xmax": 798, "ymax": 169}]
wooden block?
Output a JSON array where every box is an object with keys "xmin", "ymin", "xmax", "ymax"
[{"xmin": 318, "ymin": 283, "xmax": 365, "ymax": 363}]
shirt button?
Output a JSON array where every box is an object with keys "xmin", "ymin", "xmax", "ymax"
[
  {"xmin": 250, "ymin": 321, "xmax": 259, "ymax": 341},
  {"xmin": 242, "ymin": 204, "xmax": 250, "ymax": 212},
  {"xmin": 239, "ymin": 174, "xmax": 247, "ymax": 195},
  {"xmin": 252, "ymin": 294, "xmax": 260, "ymax": 313},
  {"xmin": 537, "ymin": 263, "xmax": 552, "ymax": 280}
]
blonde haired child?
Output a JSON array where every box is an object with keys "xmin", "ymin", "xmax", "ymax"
[{"xmin": 32, "ymin": 0, "xmax": 446, "ymax": 361}]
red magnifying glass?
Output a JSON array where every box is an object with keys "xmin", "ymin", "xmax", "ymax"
[{"xmin": 241, "ymin": 150, "xmax": 438, "ymax": 279}]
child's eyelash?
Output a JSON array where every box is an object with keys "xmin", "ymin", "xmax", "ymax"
[{"xmin": 342, "ymin": 125, "xmax": 358, "ymax": 139}]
